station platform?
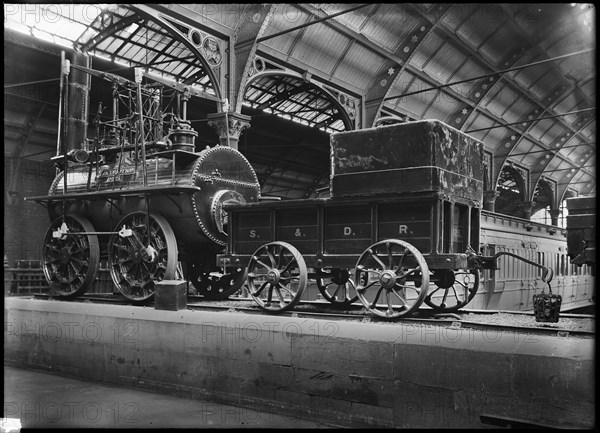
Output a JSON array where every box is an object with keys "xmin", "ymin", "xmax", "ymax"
[
  {"xmin": 4, "ymin": 297, "xmax": 595, "ymax": 429},
  {"xmin": 3, "ymin": 366, "xmax": 330, "ymax": 429}
]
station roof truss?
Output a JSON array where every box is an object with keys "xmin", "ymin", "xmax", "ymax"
[{"xmin": 4, "ymin": 3, "xmax": 596, "ymax": 203}]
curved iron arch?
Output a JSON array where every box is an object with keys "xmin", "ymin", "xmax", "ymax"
[
  {"xmin": 243, "ymin": 70, "xmax": 353, "ymax": 131},
  {"xmin": 78, "ymin": 5, "xmax": 224, "ymax": 104},
  {"xmin": 495, "ymin": 164, "xmax": 528, "ymax": 216}
]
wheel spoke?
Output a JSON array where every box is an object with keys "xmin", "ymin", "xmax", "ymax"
[
  {"xmin": 391, "ymin": 288, "xmax": 407, "ymax": 305},
  {"xmin": 266, "ymin": 283, "xmax": 275, "ymax": 304},
  {"xmin": 371, "ymin": 285, "xmax": 385, "ymax": 307},
  {"xmin": 252, "ymin": 281, "xmax": 268, "ymax": 297},
  {"xmin": 396, "ymin": 281, "xmax": 420, "ymax": 294},
  {"xmin": 253, "ymin": 258, "xmax": 271, "ymax": 270},
  {"xmin": 274, "ymin": 284, "xmax": 287, "ymax": 307},
  {"xmin": 398, "ymin": 266, "xmax": 421, "ymax": 278},
  {"xmin": 428, "ymin": 286, "xmax": 441, "ymax": 297},
  {"xmin": 357, "ymin": 265, "xmax": 383, "ymax": 276},
  {"xmin": 369, "ymin": 250, "xmax": 387, "ymax": 269},
  {"xmin": 357, "ymin": 280, "xmax": 378, "ymax": 292},
  {"xmin": 441, "ymin": 289, "xmax": 449, "ymax": 305},
  {"xmin": 280, "ymin": 257, "xmax": 297, "ymax": 274},
  {"xmin": 266, "ymin": 247, "xmax": 277, "ymax": 267},
  {"xmin": 277, "ymin": 283, "xmax": 297, "ymax": 299},
  {"xmin": 394, "ymin": 249, "xmax": 409, "ymax": 272},
  {"xmin": 386, "ymin": 243, "xmax": 395, "ymax": 269},
  {"xmin": 451, "ymin": 286, "xmax": 461, "ymax": 302}
]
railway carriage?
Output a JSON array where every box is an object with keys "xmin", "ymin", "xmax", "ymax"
[{"xmin": 476, "ymin": 211, "xmax": 594, "ymax": 312}]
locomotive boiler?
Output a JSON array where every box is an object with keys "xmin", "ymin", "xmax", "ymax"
[{"xmin": 27, "ymin": 58, "xmax": 259, "ymax": 302}]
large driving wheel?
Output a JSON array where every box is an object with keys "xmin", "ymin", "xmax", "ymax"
[
  {"xmin": 355, "ymin": 239, "xmax": 429, "ymax": 319},
  {"xmin": 247, "ymin": 241, "xmax": 307, "ymax": 312},
  {"xmin": 42, "ymin": 215, "xmax": 100, "ymax": 298},
  {"xmin": 315, "ymin": 268, "xmax": 358, "ymax": 308},
  {"xmin": 424, "ymin": 269, "xmax": 479, "ymax": 312},
  {"xmin": 108, "ymin": 211, "xmax": 178, "ymax": 302}
]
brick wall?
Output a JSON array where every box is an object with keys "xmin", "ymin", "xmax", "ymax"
[{"xmin": 4, "ymin": 157, "xmax": 56, "ymax": 266}]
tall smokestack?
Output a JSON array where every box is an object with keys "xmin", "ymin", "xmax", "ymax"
[{"xmin": 66, "ymin": 51, "xmax": 91, "ymax": 151}]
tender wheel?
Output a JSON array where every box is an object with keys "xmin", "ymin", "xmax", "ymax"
[
  {"xmin": 354, "ymin": 239, "xmax": 429, "ymax": 319},
  {"xmin": 42, "ymin": 215, "xmax": 100, "ymax": 298},
  {"xmin": 108, "ymin": 212, "xmax": 178, "ymax": 302},
  {"xmin": 315, "ymin": 268, "xmax": 358, "ymax": 307},
  {"xmin": 424, "ymin": 269, "xmax": 480, "ymax": 312},
  {"xmin": 190, "ymin": 264, "xmax": 247, "ymax": 300},
  {"xmin": 247, "ymin": 241, "xmax": 307, "ymax": 313}
]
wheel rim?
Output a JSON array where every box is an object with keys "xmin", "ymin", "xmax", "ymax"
[
  {"xmin": 108, "ymin": 212, "xmax": 178, "ymax": 302},
  {"xmin": 354, "ymin": 239, "xmax": 429, "ymax": 319},
  {"xmin": 315, "ymin": 268, "xmax": 358, "ymax": 307},
  {"xmin": 42, "ymin": 215, "xmax": 100, "ymax": 298},
  {"xmin": 247, "ymin": 241, "xmax": 307, "ymax": 312},
  {"xmin": 424, "ymin": 269, "xmax": 480, "ymax": 312},
  {"xmin": 190, "ymin": 264, "xmax": 247, "ymax": 300}
]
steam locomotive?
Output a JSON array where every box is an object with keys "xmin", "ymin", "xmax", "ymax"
[{"xmin": 27, "ymin": 59, "xmax": 259, "ymax": 302}]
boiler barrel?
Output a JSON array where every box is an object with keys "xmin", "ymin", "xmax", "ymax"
[{"xmin": 47, "ymin": 146, "xmax": 261, "ymax": 248}]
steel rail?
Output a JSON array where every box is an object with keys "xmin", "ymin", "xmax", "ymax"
[{"xmin": 31, "ymin": 294, "xmax": 594, "ymax": 337}]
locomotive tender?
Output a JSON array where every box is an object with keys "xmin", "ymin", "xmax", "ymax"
[{"xmin": 218, "ymin": 120, "xmax": 559, "ymax": 318}]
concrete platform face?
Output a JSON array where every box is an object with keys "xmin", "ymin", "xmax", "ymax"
[{"xmin": 4, "ymin": 298, "xmax": 595, "ymax": 428}]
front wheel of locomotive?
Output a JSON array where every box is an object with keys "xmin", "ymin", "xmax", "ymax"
[
  {"xmin": 424, "ymin": 269, "xmax": 480, "ymax": 312},
  {"xmin": 42, "ymin": 215, "xmax": 100, "ymax": 298},
  {"xmin": 108, "ymin": 211, "xmax": 178, "ymax": 302}
]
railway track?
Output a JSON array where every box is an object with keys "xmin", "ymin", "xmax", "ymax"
[{"xmin": 31, "ymin": 293, "xmax": 595, "ymax": 338}]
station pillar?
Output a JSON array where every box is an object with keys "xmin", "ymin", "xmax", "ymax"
[
  {"xmin": 207, "ymin": 112, "xmax": 251, "ymax": 150},
  {"xmin": 483, "ymin": 190, "xmax": 500, "ymax": 212},
  {"xmin": 520, "ymin": 201, "xmax": 534, "ymax": 220},
  {"xmin": 549, "ymin": 208, "xmax": 561, "ymax": 226}
]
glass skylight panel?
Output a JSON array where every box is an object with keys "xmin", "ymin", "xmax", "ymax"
[{"xmin": 4, "ymin": 4, "xmax": 109, "ymax": 48}]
